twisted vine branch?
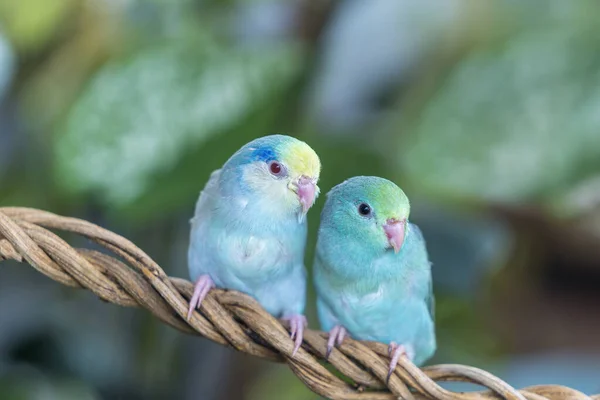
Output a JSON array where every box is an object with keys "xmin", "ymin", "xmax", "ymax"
[{"xmin": 0, "ymin": 207, "xmax": 595, "ymax": 400}]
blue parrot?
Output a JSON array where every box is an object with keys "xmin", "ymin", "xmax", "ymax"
[
  {"xmin": 187, "ymin": 134, "xmax": 321, "ymax": 355},
  {"xmin": 313, "ymin": 176, "xmax": 435, "ymax": 378}
]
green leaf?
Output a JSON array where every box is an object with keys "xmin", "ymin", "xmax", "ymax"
[
  {"xmin": 55, "ymin": 39, "xmax": 304, "ymax": 219},
  {"xmin": 395, "ymin": 11, "xmax": 600, "ymax": 208},
  {"xmin": 0, "ymin": 0, "xmax": 81, "ymax": 53}
]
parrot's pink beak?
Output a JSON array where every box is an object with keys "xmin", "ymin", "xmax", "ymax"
[
  {"xmin": 297, "ymin": 176, "xmax": 317, "ymax": 216},
  {"xmin": 383, "ymin": 219, "xmax": 406, "ymax": 253}
]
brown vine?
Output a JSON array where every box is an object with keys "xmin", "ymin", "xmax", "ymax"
[{"xmin": 0, "ymin": 207, "xmax": 594, "ymax": 400}]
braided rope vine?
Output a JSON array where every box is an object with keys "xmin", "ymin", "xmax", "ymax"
[{"xmin": 0, "ymin": 207, "xmax": 596, "ymax": 400}]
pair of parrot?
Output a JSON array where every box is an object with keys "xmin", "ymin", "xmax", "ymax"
[{"xmin": 187, "ymin": 135, "xmax": 435, "ymax": 379}]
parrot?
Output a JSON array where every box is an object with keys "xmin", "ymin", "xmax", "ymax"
[
  {"xmin": 187, "ymin": 134, "xmax": 321, "ymax": 356},
  {"xmin": 313, "ymin": 176, "xmax": 435, "ymax": 379}
]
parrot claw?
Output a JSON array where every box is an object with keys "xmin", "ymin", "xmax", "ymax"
[
  {"xmin": 186, "ymin": 274, "xmax": 215, "ymax": 321},
  {"xmin": 326, "ymin": 325, "xmax": 347, "ymax": 359},
  {"xmin": 282, "ymin": 314, "xmax": 307, "ymax": 357},
  {"xmin": 386, "ymin": 342, "xmax": 414, "ymax": 383}
]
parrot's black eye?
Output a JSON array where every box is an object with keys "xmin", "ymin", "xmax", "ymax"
[
  {"xmin": 268, "ymin": 161, "xmax": 287, "ymax": 177},
  {"xmin": 358, "ymin": 203, "xmax": 371, "ymax": 216}
]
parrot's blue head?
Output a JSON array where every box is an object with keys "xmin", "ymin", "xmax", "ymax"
[
  {"xmin": 223, "ymin": 135, "xmax": 321, "ymax": 222},
  {"xmin": 321, "ymin": 176, "xmax": 410, "ymax": 254}
]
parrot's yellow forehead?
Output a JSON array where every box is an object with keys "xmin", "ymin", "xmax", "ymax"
[{"xmin": 280, "ymin": 140, "xmax": 321, "ymax": 179}]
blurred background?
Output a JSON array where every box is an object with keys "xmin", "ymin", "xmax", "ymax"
[{"xmin": 1, "ymin": 0, "xmax": 599, "ymax": 398}]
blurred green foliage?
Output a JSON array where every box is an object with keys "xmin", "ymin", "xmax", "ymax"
[
  {"xmin": 393, "ymin": 3, "xmax": 600, "ymax": 213},
  {"xmin": 55, "ymin": 37, "xmax": 304, "ymax": 219},
  {"xmin": 0, "ymin": 0, "xmax": 79, "ymax": 54},
  {"xmin": 1, "ymin": 0, "xmax": 600, "ymax": 399}
]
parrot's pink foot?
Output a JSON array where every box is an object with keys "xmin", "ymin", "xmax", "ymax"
[
  {"xmin": 282, "ymin": 314, "xmax": 307, "ymax": 357},
  {"xmin": 386, "ymin": 342, "xmax": 414, "ymax": 383},
  {"xmin": 326, "ymin": 325, "xmax": 347, "ymax": 359},
  {"xmin": 186, "ymin": 275, "xmax": 215, "ymax": 321}
]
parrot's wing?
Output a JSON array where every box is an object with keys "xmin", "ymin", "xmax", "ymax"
[
  {"xmin": 426, "ymin": 275, "xmax": 435, "ymax": 321},
  {"xmin": 408, "ymin": 222, "xmax": 424, "ymax": 242},
  {"xmin": 191, "ymin": 168, "xmax": 221, "ymax": 227},
  {"xmin": 408, "ymin": 223, "xmax": 435, "ymax": 321},
  {"xmin": 313, "ymin": 253, "xmax": 341, "ymax": 332}
]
